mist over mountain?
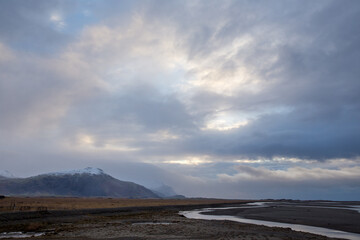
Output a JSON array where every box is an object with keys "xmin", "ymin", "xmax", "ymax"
[
  {"xmin": 152, "ymin": 184, "xmax": 177, "ymax": 197},
  {"xmin": 0, "ymin": 170, "xmax": 15, "ymax": 179},
  {"xmin": 151, "ymin": 184, "xmax": 185, "ymax": 199},
  {"xmin": 0, "ymin": 167, "xmax": 159, "ymax": 198}
]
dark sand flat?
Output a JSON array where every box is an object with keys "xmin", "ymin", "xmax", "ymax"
[
  {"xmin": 204, "ymin": 201, "xmax": 360, "ymax": 234},
  {"xmin": 0, "ymin": 209, "xmax": 342, "ymax": 240}
]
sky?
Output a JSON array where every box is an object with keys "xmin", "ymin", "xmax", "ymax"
[{"xmin": 0, "ymin": 0, "xmax": 360, "ymax": 200}]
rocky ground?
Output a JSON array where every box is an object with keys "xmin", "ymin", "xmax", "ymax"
[{"xmin": 0, "ymin": 207, "xmax": 344, "ymax": 239}]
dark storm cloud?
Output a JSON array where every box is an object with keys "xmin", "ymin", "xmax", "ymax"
[
  {"xmin": 63, "ymin": 84, "xmax": 196, "ymax": 135},
  {"xmin": 215, "ymin": 164, "xmax": 360, "ymax": 200},
  {"xmin": 166, "ymin": 0, "xmax": 360, "ymax": 160},
  {"xmin": 183, "ymin": 108, "xmax": 360, "ymax": 160},
  {"xmin": 113, "ymin": 85, "xmax": 196, "ymax": 131}
]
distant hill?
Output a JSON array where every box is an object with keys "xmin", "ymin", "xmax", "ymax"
[
  {"xmin": 151, "ymin": 184, "xmax": 186, "ymax": 199},
  {"xmin": 0, "ymin": 167, "xmax": 159, "ymax": 198}
]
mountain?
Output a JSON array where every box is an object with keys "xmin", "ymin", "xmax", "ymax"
[
  {"xmin": 151, "ymin": 184, "xmax": 186, "ymax": 199},
  {"xmin": 0, "ymin": 167, "xmax": 159, "ymax": 198}
]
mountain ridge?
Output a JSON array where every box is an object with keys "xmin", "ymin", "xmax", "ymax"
[
  {"xmin": 0, "ymin": 167, "xmax": 159, "ymax": 199},
  {"xmin": 41, "ymin": 167, "xmax": 105, "ymax": 176}
]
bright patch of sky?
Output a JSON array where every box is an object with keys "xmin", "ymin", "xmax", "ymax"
[{"xmin": 50, "ymin": 12, "xmax": 66, "ymax": 31}]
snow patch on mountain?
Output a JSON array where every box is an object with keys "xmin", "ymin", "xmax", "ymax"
[
  {"xmin": 45, "ymin": 167, "xmax": 105, "ymax": 176},
  {"xmin": 0, "ymin": 170, "xmax": 15, "ymax": 178}
]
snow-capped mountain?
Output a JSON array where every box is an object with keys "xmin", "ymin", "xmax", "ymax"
[
  {"xmin": 44, "ymin": 167, "xmax": 104, "ymax": 176},
  {"xmin": 0, "ymin": 170, "xmax": 15, "ymax": 178},
  {"xmin": 0, "ymin": 167, "xmax": 159, "ymax": 198}
]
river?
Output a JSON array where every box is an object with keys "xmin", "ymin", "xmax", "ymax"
[{"xmin": 180, "ymin": 202, "xmax": 360, "ymax": 240}]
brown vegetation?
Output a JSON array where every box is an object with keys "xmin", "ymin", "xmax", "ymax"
[{"xmin": 0, "ymin": 197, "xmax": 245, "ymax": 212}]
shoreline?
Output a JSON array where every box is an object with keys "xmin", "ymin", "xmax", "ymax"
[{"xmin": 202, "ymin": 201, "xmax": 360, "ymax": 234}]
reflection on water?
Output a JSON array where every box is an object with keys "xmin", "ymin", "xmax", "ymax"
[
  {"xmin": 0, "ymin": 232, "xmax": 45, "ymax": 239},
  {"xmin": 349, "ymin": 206, "xmax": 360, "ymax": 213},
  {"xmin": 132, "ymin": 222, "xmax": 172, "ymax": 225},
  {"xmin": 180, "ymin": 205, "xmax": 360, "ymax": 240},
  {"xmin": 246, "ymin": 201, "xmax": 360, "ymax": 213}
]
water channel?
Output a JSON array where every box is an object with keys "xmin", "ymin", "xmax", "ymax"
[{"xmin": 180, "ymin": 202, "xmax": 360, "ymax": 240}]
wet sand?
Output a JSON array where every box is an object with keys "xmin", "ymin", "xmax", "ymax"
[
  {"xmin": 203, "ymin": 201, "xmax": 360, "ymax": 234},
  {"xmin": 0, "ymin": 201, "xmax": 348, "ymax": 239}
]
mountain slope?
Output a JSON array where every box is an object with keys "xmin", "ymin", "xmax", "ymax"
[{"xmin": 0, "ymin": 167, "xmax": 159, "ymax": 198}]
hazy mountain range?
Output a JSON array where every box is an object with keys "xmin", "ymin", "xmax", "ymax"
[{"xmin": 0, "ymin": 167, "xmax": 182, "ymax": 199}]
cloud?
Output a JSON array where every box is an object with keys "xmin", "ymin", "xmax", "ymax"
[
  {"xmin": 0, "ymin": 42, "xmax": 101, "ymax": 139},
  {"xmin": 0, "ymin": 0, "xmax": 360, "ymax": 199},
  {"xmin": 157, "ymin": 0, "xmax": 360, "ymax": 160},
  {"xmin": 220, "ymin": 165, "xmax": 360, "ymax": 184},
  {"xmin": 0, "ymin": 0, "xmax": 76, "ymax": 53},
  {"xmin": 18, "ymin": 0, "xmax": 357, "ymax": 162},
  {"xmin": 213, "ymin": 164, "xmax": 360, "ymax": 200}
]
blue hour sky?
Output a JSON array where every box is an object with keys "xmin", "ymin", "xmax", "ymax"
[{"xmin": 1, "ymin": 0, "xmax": 360, "ymax": 200}]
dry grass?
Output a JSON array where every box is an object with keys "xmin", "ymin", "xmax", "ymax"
[{"xmin": 0, "ymin": 197, "xmax": 246, "ymax": 212}]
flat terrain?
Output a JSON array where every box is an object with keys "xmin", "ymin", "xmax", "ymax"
[
  {"xmin": 0, "ymin": 207, "xmax": 339, "ymax": 240},
  {"xmin": 0, "ymin": 197, "xmax": 245, "ymax": 212},
  {"xmin": 0, "ymin": 197, "xmax": 354, "ymax": 239},
  {"xmin": 204, "ymin": 201, "xmax": 360, "ymax": 234}
]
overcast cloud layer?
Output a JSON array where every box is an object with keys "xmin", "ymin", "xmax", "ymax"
[{"xmin": 0, "ymin": 0, "xmax": 360, "ymax": 200}]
